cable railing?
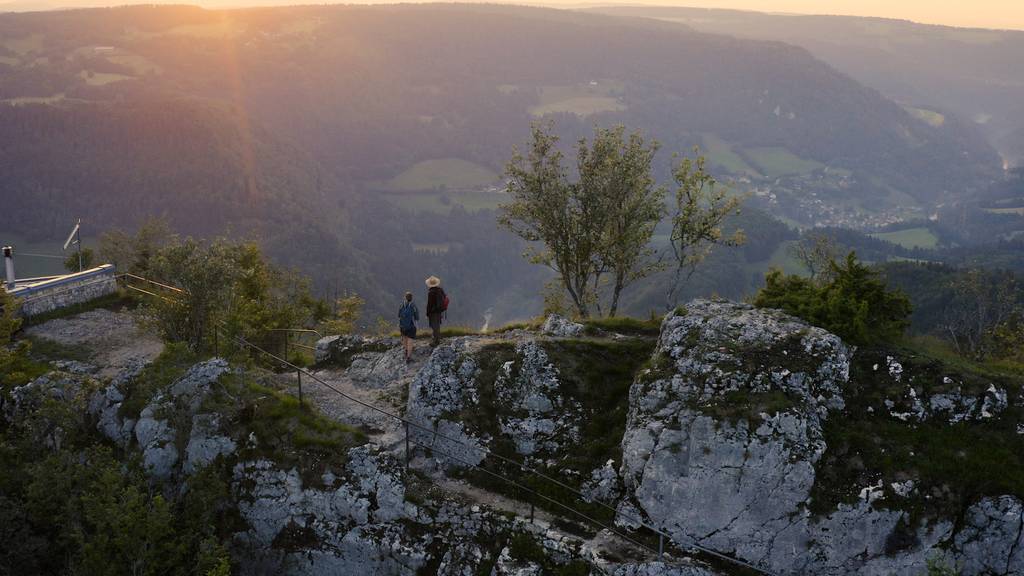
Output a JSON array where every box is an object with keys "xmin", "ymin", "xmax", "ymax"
[{"xmin": 118, "ymin": 273, "xmax": 776, "ymax": 576}]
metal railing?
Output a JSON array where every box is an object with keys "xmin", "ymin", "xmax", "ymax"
[
  {"xmin": 121, "ymin": 273, "xmax": 776, "ymax": 576},
  {"xmin": 269, "ymin": 328, "xmax": 322, "ymax": 357}
]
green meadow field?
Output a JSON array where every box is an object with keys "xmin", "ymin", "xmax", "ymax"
[
  {"xmin": 746, "ymin": 147, "xmax": 825, "ymax": 179},
  {"xmin": 528, "ymin": 81, "xmax": 626, "ymax": 117},
  {"xmin": 375, "ymin": 158, "xmax": 499, "ymax": 192},
  {"xmin": 870, "ymin": 227, "xmax": 939, "ymax": 249}
]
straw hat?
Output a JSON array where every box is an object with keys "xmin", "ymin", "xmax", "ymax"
[{"xmin": 425, "ymin": 275, "xmax": 441, "ymax": 288}]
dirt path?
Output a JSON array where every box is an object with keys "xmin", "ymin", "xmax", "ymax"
[
  {"xmin": 433, "ymin": 476, "xmax": 661, "ymax": 565},
  {"xmin": 23, "ymin": 308, "xmax": 164, "ymax": 379},
  {"xmin": 284, "ymin": 338, "xmax": 438, "ymax": 450}
]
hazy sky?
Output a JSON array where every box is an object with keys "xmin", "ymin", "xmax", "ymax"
[
  {"xmin": 4, "ymin": 0, "xmax": 1023, "ymax": 31},
  {"xmin": 611, "ymin": 0, "xmax": 1024, "ymax": 31}
]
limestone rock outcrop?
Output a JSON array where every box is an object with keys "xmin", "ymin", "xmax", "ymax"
[{"xmin": 618, "ymin": 299, "xmax": 1024, "ymax": 575}]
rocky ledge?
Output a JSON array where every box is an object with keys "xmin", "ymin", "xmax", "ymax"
[{"xmin": 8, "ymin": 300, "xmax": 1023, "ymax": 575}]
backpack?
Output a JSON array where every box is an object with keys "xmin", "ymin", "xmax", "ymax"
[
  {"xmin": 440, "ymin": 289, "xmax": 450, "ymax": 312},
  {"xmin": 399, "ymin": 302, "xmax": 418, "ymax": 329}
]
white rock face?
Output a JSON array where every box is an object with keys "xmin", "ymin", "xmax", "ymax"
[
  {"xmin": 582, "ymin": 459, "xmax": 622, "ymax": 504},
  {"xmin": 134, "ymin": 358, "xmax": 232, "ymax": 481},
  {"xmin": 618, "ymin": 299, "xmax": 1024, "ymax": 575},
  {"xmin": 348, "ymin": 346, "xmax": 408, "ymax": 388},
  {"xmin": 406, "ymin": 341, "xmax": 488, "ymax": 466},
  {"xmin": 879, "ymin": 378, "xmax": 1010, "ymax": 424},
  {"xmin": 541, "ymin": 314, "xmax": 584, "ymax": 338},
  {"xmin": 135, "ymin": 407, "xmax": 178, "ymax": 481},
  {"xmin": 87, "ymin": 357, "xmax": 148, "ymax": 446},
  {"xmin": 490, "ymin": 546, "xmax": 543, "ymax": 575},
  {"xmin": 233, "ymin": 447, "xmax": 425, "ymax": 574},
  {"xmin": 315, "ymin": 335, "xmax": 342, "ymax": 364},
  {"xmin": 5, "ymin": 371, "xmax": 91, "ymax": 449},
  {"xmin": 184, "ymin": 413, "xmax": 237, "ymax": 474},
  {"xmin": 610, "ymin": 563, "xmax": 720, "ymax": 576},
  {"xmin": 620, "ymin": 301, "xmax": 848, "ymax": 570},
  {"xmin": 231, "ymin": 446, "xmax": 552, "ymax": 575},
  {"xmin": 495, "ymin": 340, "xmax": 580, "ymax": 456},
  {"xmin": 169, "ymin": 358, "xmax": 230, "ymax": 411},
  {"xmin": 954, "ymin": 496, "xmax": 1024, "ymax": 575},
  {"xmin": 7, "ymin": 372, "xmax": 87, "ymax": 420}
]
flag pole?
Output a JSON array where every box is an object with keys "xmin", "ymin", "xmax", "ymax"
[{"xmin": 76, "ymin": 219, "xmax": 82, "ymax": 272}]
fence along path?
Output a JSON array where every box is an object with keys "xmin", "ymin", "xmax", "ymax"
[{"xmin": 118, "ymin": 274, "xmax": 776, "ymax": 576}]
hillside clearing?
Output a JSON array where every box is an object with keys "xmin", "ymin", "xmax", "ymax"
[
  {"xmin": 985, "ymin": 206, "xmax": 1024, "ymax": 216},
  {"xmin": 746, "ymin": 147, "xmax": 825, "ymax": 178},
  {"xmin": 701, "ymin": 133, "xmax": 759, "ymax": 176},
  {"xmin": 870, "ymin": 227, "xmax": 939, "ymax": 249},
  {"xmin": 529, "ymin": 82, "xmax": 626, "ymax": 117},
  {"xmin": 904, "ymin": 105, "xmax": 946, "ymax": 127},
  {"xmin": 79, "ymin": 70, "xmax": 134, "ymax": 86},
  {"xmin": 4, "ymin": 93, "xmax": 65, "ymax": 106},
  {"xmin": 376, "ymin": 158, "xmax": 499, "ymax": 192},
  {"xmin": 381, "ymin": 191, "xmax": 506, "ymax": 214}
]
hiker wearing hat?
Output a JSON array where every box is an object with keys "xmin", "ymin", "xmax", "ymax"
[
  {"xmin": 425, "ymin": 275, "xmax": 448, "ymax": 347},
  {"xmin": 398, "ymin": 291, "xmax": 419, "ymax": 363}
]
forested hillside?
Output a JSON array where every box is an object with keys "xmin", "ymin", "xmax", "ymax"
[
  {"xmin": 593, "ymin": 5, "xmax": 1024, "ymax": 168},
  {"xmin": 0, "ymin": 4, "xmax": 1006, "ymax": 325}
]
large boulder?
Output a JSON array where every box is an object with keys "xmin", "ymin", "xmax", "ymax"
[
  {"xmin": 4, "ymin": 371, "xmax": 94, "ymax": 450},
  {"xmin": 619, "ymin": 300, "xmax": 1024, "ymax": 575},
  {"xmin": 541, "ymin": 314, "xmax": 584, "ymax": 338},
  {"xmin": 405, "ymin": 341, "xmax": 488, "ymax": 466},
  {"xmin": 620, "ymin": 300, "xmax": 848, "ymax": 572},
  {"xmin": 232, "ymin": 447, "xmax": 425, "ymax": 574},
  {"xmin": 134, "ymin": 358, "xmax": 232, "ymax": 481},
  {"xmin": 87, "ymin": 356, "xmax": 149, "ymax": 446},
  {"xmin": 495, "ymin": 340, "xmax": 581, "ymax": 456}
]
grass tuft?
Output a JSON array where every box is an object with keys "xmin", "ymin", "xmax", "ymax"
[
  {"xmin": 581, "ymin": 316, "xmax": 661, "ymax": 337},
  {"xmin": 119, "ymin": 343, "xmax": 199, "ymax": 420}
]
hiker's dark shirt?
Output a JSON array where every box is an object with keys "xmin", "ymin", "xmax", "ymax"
[{"xmin": 427, "ymin": 286, "xmax": 443, "ymax": 316}]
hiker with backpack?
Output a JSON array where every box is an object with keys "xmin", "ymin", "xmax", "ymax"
[
  {"xmin": 425, "ymin": 275, "xmax": 448, "ymax": 347},
  {"xmin": 398, "ymin": 291, "xmax": 419, "ymax": 363}
]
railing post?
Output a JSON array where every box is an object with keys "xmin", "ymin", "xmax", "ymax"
[
  {"xmin": 283, "ymin": 331, "xmax": 289, "ymax": 362},
  {"xmin": 404, "ymin": 421, "xmax": 410, "ymax": 472},
  {"xmin": 658, "ymin": 533, "xmax": 664, "ymax": 562},
  {"xmin": 296, "ymin": 368, "xmax": 303, "ymax": 408},
  {"xmin": 213, "ymin": 330, "xmax": 218, "ymax": 357},
  {"xmin": 530, "ymin": 502, "xmax": 535, "ymax": 524}
]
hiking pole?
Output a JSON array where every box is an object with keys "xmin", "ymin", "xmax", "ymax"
[{"xmin": 296, "ymin": 368, "xmax": 303, "ymax": 408}]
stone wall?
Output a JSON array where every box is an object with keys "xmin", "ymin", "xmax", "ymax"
[{"xmin": 11, "ymin": 265, "xmax": 117, "ymax": 318}]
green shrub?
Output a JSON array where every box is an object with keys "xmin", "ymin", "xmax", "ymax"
[{"xmin": 754, "ymin": 252, "xmax": 912, "ymax": 345}]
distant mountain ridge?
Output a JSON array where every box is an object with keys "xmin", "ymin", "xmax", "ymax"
[
  {"xmin": 591, "ymin": 5, "xmax": 1024, "ymax": 168},
  {"xmin": 0, "ymin": 5, "xmax": 1001, "ymax": 216},
  {"xmin": 0, "ymin": 3, "xmax": 1006, "ymax": 321}
]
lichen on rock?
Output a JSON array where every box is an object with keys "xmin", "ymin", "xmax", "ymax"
[
  {"xmin": 406, "ymin": 340, "xmax": 489, "ymax": 466},
  {"xmin": 541, "ymin": 314, "xmax": 584, "ymax": 338},
  {"xmin": 495, "ymin": 339, "xmax": 581, "ymax": 456},
  {"xmin": 134, "ymin": 358, "xmax": 233, "ymax": 481}
]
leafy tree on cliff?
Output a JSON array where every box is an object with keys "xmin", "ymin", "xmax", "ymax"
[
  {"xmin": 500, "ymin": 126, "xmax": 747, "ymax": 317},
  {"xmin": 500, "ymin": 122, "xmax": 607, "ymax": 318},
  {"xmin": 581, "ymin": 126, "xmax": 665, "ymax": 317},
  {"xmin": 145, "ymin": 238, "xmax": 324, "ymax": 354},
  {"xmin": 99, "ymin": 217, "xmax": 176, "ymax": 276},
  {"xmin": 63, "ymin": 247, "xmax": 95, "ymax": 273},
  {"xmin": 663, "ymin": 150, "xmax": 745, "ymax": 310}
]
